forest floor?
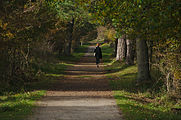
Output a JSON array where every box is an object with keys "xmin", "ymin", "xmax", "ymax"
[{"xmin": 28, "ymin": 46, "xmax": 123, "ymax": 120}]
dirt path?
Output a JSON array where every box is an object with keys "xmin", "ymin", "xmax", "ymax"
[{"xmin": 28, "ymin": 46, "xmax": 123, "ymax": 120}]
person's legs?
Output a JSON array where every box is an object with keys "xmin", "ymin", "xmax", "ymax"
[{"xmin": 96, "ymin": 58, "xmax": 100, "ymax": 67}]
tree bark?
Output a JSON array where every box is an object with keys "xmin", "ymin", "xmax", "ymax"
[
  {"xmin": 114, "ymin": 38, "xmax": 118, "ymax": 57},
  {"xmin": 126, "ymin": 37, "xmax": 135, "ymax": 65},
  {"xmin": 149, "ymin": 40, "xmax": 153, "ymax": 70},
  {"xmin": 68, "ymin": 18, "xmax": 74, "ymax": 54},
  {"xmin": 63, "ymin": 18, "xmax": 75, "ymax": 55},
  {"xmin": 136, "ymin": 38, "xmax": 150, "ymax": 82},
  {"xmin": 63, "ymin": 40, "xmax": 70, "ymax": 56},
  {"xmin": 72, "ymin": 32, "xmax": 81, "ymax": 52},
  {"xmin": 116, "ymin": 35, "xmax": 126, "ymax": 61},
  {"xmin": 64, "ymin": 18, "xmax": 75, "ymax": 55}
]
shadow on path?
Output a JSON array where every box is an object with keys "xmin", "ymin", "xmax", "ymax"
[{"xmin": 28, "ymin": 46, "xmax": 123, "ymax": 120}]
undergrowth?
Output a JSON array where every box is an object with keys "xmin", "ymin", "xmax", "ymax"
[
  {"xmin": 0, "ymin": 44, "xmax": 88, "ymax": 120},
  {"xmin": 105, "ymin": 61, "xmax": 181, "ymax": 120},
  {"xmin": 58, "ymin": 45, "xmax": 89, "ymax": 62},
  {"xmin": 103, "ymin": 44, "xmax": 181, "ymax": 120},
  {"xmin": 101, "ymin": 43, "xmax": 114, "ymax": 64}
]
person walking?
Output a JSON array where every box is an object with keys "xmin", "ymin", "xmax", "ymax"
[{"xmin": 94, "ymin": 43, "xmax": 102, "ymax": 68}]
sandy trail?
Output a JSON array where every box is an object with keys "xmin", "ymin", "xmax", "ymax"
[{"xmin": 28, "ymin": 46, "xmax": 123, "ymax": 120}]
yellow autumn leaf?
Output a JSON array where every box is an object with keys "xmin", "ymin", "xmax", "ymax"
[
  {"xmin": 0, "ymin": 19, "xmax": 2, "ymax": 27},
  {"xmin": 88, "ymin": 13, "xmax": 92, "ymax": 16},
  {"xmin": 102, "ymin": 11, "xmax": 106, "ymax": 16},
  {"xmin": 6, "ymin": 31, "xmax": 14, "ymax": 39},
  {"xmin": 174, "ymin": 70, "xmax": 181, "ymax": 80},
  {"xmin": 3, "ymin": 23, "xmax": 8, "ymax": 30}
]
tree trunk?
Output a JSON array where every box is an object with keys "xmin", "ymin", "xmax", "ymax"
[
  {"xmin": 149, "ymin": 40, "xmax": 153, "ymax": 70},
  {"xmin": 63, "ymin": 41, "xmax": 70, "ymax": 56},
  {"xmin": 80, "ymin": 41, "xmax": 83, "ymax": 46},
  {"xmin": 126, "ymin": 37, "xmax": 135, "ymax": 65},
  {"xmin": 114, "ymin": 38, "xmax": 118, "ymax": 57},
  {"xmin": 166, "ymin": 72, "xmax": 171, "ymax": 93},
  {"xmin": 72, "ymin": 33, "xmax": 81, "ymax": 52},
  {"xmin": 136, "ymin": 38, "xmax": 150, "ymax": 82},
  {"xmin": 116, "ymin": 35, "xmax": 126, "ymax": 61},
  {"xmin": 64, "ymin": 18, "xmax": 74, "ymax": 55}
]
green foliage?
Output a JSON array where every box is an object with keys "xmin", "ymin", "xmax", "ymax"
[
  {"xmin": 80, "ymin": 0, "xmax": 180, "ymax": 39},
  {"xmin": 103, "ymin": 43, "xmax": 181, "ymax": 119},
  {"xmin": 59, "ymin": 45, "xmax": 89, "ymax": 62},
  {"xmin": 114, "ymin": 91, "xmax": 181, "ymax": 120},
  {"xmin": 78, "ymin": 0, "xmax": 181, "ymax": 96},
  {"xmin": 0, "ymin": 91, "xmax": 45, "ymax": 120},
  {"xmin": 0, "ymin": 0, "xmax": 59, "ymax": 93},
  {"xmin": 152, "ymin": 38, "xmax": 181, "ymax": 95},
  {"xmin": 104, "ymin": 28, "xmax": 116, "ymax": 42},
  {"xmin": 0, "ymin": 41, "xmax": 87, "ymax": 119},
  {"xmin": 106, "ymin": 61, "xmax": 181, "ymax": 120},
  {"xmin": 0, "ymin": 0, "xmax": 96, "ymax": 93}
]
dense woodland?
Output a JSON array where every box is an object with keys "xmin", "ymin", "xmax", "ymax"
[
  {"xmin": 0, "ymin": 0, "xmax": 97, "ymax": 93},
  {"xmin": 0, "ymin": 0, "xmax": 181, "ymax": 117}
]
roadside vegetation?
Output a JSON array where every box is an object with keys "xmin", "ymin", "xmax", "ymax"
[
  {"xmin": 0, "ymin": 44, "xmax": 88, "ymax": 120},
  {"xmin": 0, "ymin": 91, "xmax": 45, "ymax": 120},
  {"xmin": 102, "ymin": 44, "xmax": 181, "ymax": 120},
  {"xmin": 0, "ymin": 0, "xmax": 92, "ymax": 119},
  {"xmin": 101, "ymin": 43, "xmax": 114, "ymax": 64}
]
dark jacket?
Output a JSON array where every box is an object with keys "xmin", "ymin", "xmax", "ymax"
[{"xmin": 94, "ymin": 46, "xmax": 102, "ymax": 59}]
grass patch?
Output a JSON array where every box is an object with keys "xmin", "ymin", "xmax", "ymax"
[
  {"xmin": 0, "ymin": 43, "xmax": 89, "ymax": 119},
  {"xmin": 59, "ymin": 45, "xmax": 89, "ymax": 62},
  {"xmin": 105, "ymin": 61, "xmax": 181, "ymax": 120},
  {"xmin": 114, "ymin": 91, "xmax": 181, "ymax": 120},
  {"xmin": 103, "ymin": 44, "xmax": 181, "ymax": 120},
  {"xmin": 25, "ymin": 76, "xmax": 60, "ymax": 91},
  {"xmin": 101, "ymin": 43, "xmax": 114, "ymax": 64},
  {"xmin": 0, "ymin": 91, "xmax": 45, "ymax": 120},
  {"xmin": 27, "ymin": 45, "xmax": 89, "ymax": 90},
  {"xmin": 78, "ymin": 75, "xmax": 93, "ymax": 78},
  {"xmin": 27, "ymin": 44, "xmax": 89, "ymax": 90},
  {"xmin": 27, "ymin": 62, "xmax": 71, "ymax": 90},
  {"xmin": 40, "ymin": 62, "xmax": 69, "ymax": 74}
]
